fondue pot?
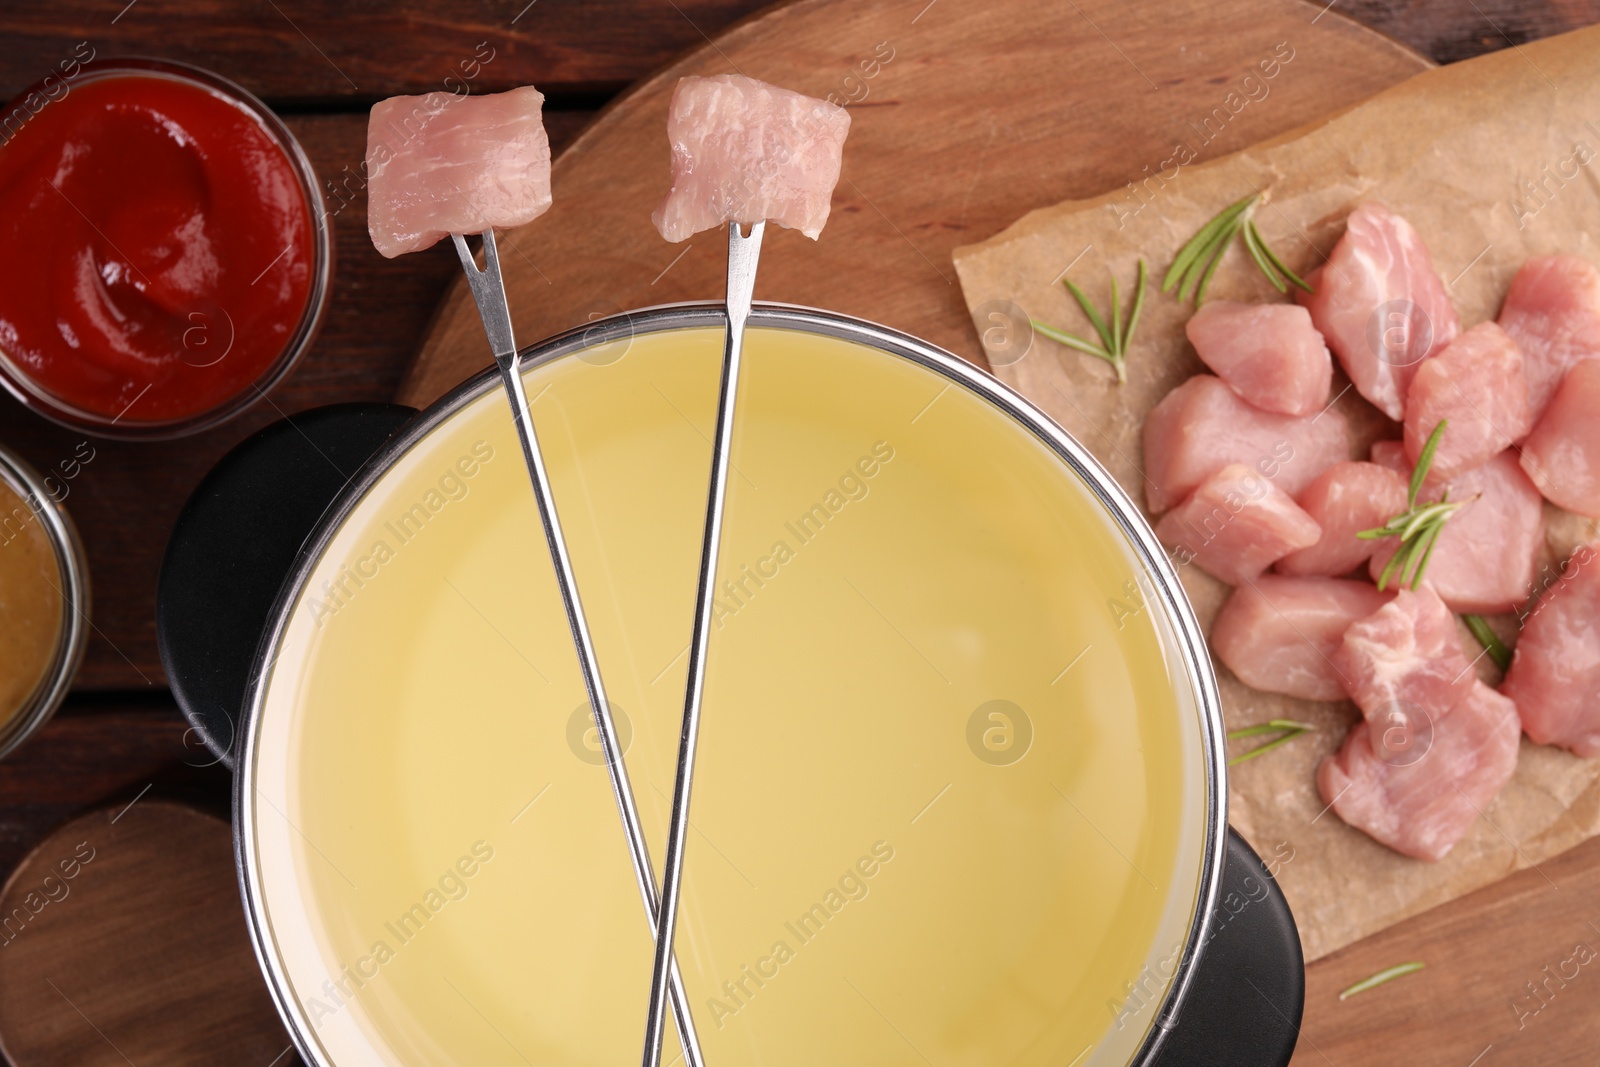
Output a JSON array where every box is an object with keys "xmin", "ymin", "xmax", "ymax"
[{"xmin": 158, "ymin": 304, "xmax": 1303, "ymax": 1066}]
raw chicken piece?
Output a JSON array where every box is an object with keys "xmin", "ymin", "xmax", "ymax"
[
  {"xmin": 366, "ymin": 87, "xmax": 552, "ymax": 259},
  {"xmin": 1403, "ymin": 322, "xmax": 1532, "ymax": 483},
  {"xmin": 1519, "ymin": 359, "xmax": 1600, "ymax": 516},
  {"xmin": 1316, "ymin": 681, "xmax": 1521, "ymax": 861},
  {"xmin": 1300, "ymin": 202, "xmax": 1459, "ymax": 420},
  {"xmin": 1211, "ymin": 576, "xmax": 1392, "ymax": 701},
  {"xmin": 1497, "ymin": 255, "xmax": 1600, "ymax": 420},
  {"xmin": 652, "ymin": 75, "xmax": 851, "ymax": 243},
  {"xmin": 1277, "ymin": 461, "xmax": 1409, "ymax": 577},
  {"xmin": 1334, "ymin": 584, "xmax": 1475, "ymax": 725},
  {"xmin": 1369, "ymin": 439, "xmax": 1408, "ymax": 474},
  {"xmin": 1156, "ymin": 464, "xmax": 1321, "ymax": 583},
  {"xmin": 1503, "ymin": 543, "xmax": 1600, "ymax": 756},
  {"xmin": 1184, "ymin": 301, "xmax": 1332, "ymax": 416},
  {"xmin": 1142, "ymin": 375, "xmax": 1351, "ymax": 513},
  {"xmin": 1368, "ymin": 451, "xmax": 1542, "ymax": 614}
]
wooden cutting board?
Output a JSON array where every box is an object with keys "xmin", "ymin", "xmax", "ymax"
[
  {"xmin": 0, "ymin": 800, "xmax": 292, "ymax": 1066},
  {"xmin": 399, "ymin": 0, "xmax": 1429, "ymax": 404}
]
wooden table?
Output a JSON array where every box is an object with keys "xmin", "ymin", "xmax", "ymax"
[{"xmin": 1, "ymin": 3, "xmax": 1597, "ymax": 1065}]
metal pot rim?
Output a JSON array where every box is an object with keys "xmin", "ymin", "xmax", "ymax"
[{"xmin": 233, "ymin": 300, "xmax": 1229, "ymax": 1067}]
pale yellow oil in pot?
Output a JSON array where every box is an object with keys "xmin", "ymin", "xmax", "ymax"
[{"xmin": 249, "ymin": 325, "xmax": 1209, "ymax": 1066}]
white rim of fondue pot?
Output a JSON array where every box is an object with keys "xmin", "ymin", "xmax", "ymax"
[{"xmin": 234, "ymin": 302, "xmax": 1229, "ymax": 1067}]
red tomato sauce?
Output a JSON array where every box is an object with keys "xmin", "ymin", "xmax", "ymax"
[{"xmin": 0, "ymin": 71, "xmax": 317, "ymax": 425}]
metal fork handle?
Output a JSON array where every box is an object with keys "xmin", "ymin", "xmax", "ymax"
[
  {"xmin": 641, "ymin": 220, "xmax": 766, "ymax": 1067},
  {"xmin": 452, "ymin": 230, "xmax": 708, "ymax": 1067}
]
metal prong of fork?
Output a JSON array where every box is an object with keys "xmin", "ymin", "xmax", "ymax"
[
  {"xmin": 641, "ymin": 220, "xmax": 765, "ymax": 1067},
  {"xmin": 451, "ymin": 230, "xmax": 708, "ymax": 1067}
]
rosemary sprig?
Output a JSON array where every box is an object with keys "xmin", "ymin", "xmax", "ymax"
[
  {"xmin": 1357, "ymin": 422, "xmax": 1470, "ymax": 592},
  {"xmin": 1464, "ymin": 614, "xmax": 1513, "ymax": 671},
  {"xmin": 1339, "ymin": 961, "xmax": 1424, "ymax": 1001},
  {"xmin": 1031, "ymin": 259, "xmax": 1148, "ymax": 384},
  {"xmin": 1227, "ymin": 719, "xmax": 1316, "ymax": 766},
  {"xmin": 1229, "ymin": 719, "xmax": 1317, "ymax": 739},
  {"xmin": 1162, "ymin": 194, "xmax": 1313, "ymax": 303}
]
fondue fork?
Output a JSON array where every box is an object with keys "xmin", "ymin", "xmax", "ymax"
[
  {"xmin": 642, "ymin": 220, "xmax": 765, "ymax": 1067},
  {"xmin": 451, "ymin": 230, "xmax": 707, "ymax": 1067}
]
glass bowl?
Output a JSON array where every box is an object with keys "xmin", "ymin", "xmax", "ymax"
[
  {"xmin": 0, "ymin": 442, "xmax": 90, "ymax": 759},
  {"xmin": 0, "ymin": 57, "xmax": 332, "ymax": 440}
]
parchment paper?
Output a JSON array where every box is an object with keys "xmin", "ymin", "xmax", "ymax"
[{"xmin": 953, "ymin": 25, "xmax": 1600, "ymax": 961}]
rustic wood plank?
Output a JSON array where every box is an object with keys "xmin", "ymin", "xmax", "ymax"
[
  {"xmin": 0, "ymin": 700, "xmax": 224, "ymax": 885},
  {"xmin": 0, "ymin": 109, "xmax": 589, "ymax": 690},
  {"xmin": 2, "ymin": 0, "xmax": 1594, "ymax": 115},
  {"xmin": 1338, "ymin": 0, "xmax": 1600, "ymax": 64},
  {"xmin": 0, "ymin": 0, "xmax": 771, "ymax": 104}
]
